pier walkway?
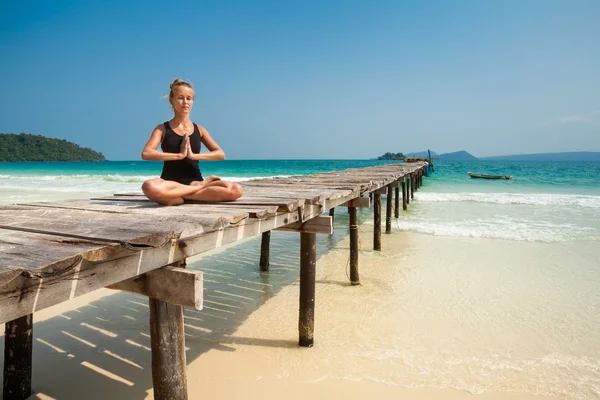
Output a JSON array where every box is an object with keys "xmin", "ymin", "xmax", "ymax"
[{"xmin": 0, "ymin": 162, "xmax": 428, "ymax": 400}]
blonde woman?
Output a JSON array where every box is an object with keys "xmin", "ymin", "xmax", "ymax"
[{"xmin": 141, "ymin": 79, "xmax": 243, "ymax": 206}]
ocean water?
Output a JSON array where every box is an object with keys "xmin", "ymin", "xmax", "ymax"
[
  {"xmin": 1, "ymin": 159, "xmax": 600, "ymax": 398},
  {"xmin": 1, "ymin": 159, "xmax": 598, "ymax": 243}
]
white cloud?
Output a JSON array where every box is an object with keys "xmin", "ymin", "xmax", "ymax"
[{"xmin": 556, "ymin": 110, "xmax": 600, "ymax": 124}]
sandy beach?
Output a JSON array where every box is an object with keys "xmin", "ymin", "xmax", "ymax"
[{"xmin": 5, "ymin": 214, "xmax": 595, "ymax": 399}]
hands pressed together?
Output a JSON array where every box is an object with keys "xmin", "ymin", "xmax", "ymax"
[
  {"xmin": 179, "ymin": 134, "xmax": 194, "ymax": 160},
  {"xmin": 179, "ymin": 135, "xmax": 221, "ymax": 185}
]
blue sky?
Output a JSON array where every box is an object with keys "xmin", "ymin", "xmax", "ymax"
[{"xmin": 1, "ymin": 0, "xmax": 599, "ymax": 160}]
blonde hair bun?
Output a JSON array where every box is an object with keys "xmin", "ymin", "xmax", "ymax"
[{"xmin": 169, "ymin": 78, "xmax": 194, "ymax": 98}]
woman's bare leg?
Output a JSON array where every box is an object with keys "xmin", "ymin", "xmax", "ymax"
[
  {"xmin": 142, "ymin": 178, "xmax": 203, "ymax": 206},
  {"xmin": 183, "ymin": 181, "xmax": 243, "ymax": 202}
]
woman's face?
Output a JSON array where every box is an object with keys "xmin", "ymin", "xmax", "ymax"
[{"xmin": 170, "ymin": 86, "xmax": 195, "ymax": 114}]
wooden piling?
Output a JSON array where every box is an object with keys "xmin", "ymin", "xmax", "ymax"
[
  {"xmin": 349, "ymin": 207, "xmax": 359, "ymax": 285},
  {"xmin": 411, "ymin": 174, "xmax": 415, "ymax": 199},
  {"xmin": 329, "ymin": 207, "xmax": 335, "ymax": 223},
  {"xmin": 149, "ymin": 260, "xmax": 188, "ymax": 400},
  {"xmin": 415, "ymin": 172, "xmax": 419, "ymax": 190},
  {"xmin": 374, "ymin": 192, "xmax": 382, "ymax": 251},
  {"xmin": 259, "ymin": 231, "xmax": 271, "ymax": 272},
  {"xmin": 405, "ymin": 178, "xmax": 410, "ymax": 205},
  {"xmin": 3, "ymin": 314, "xmax": 32, "ymax": 400},
  {"xmin": 299, "ymin": 232, "xmax": 317, "ymax": 347},
  {"xmin": 386, "ymin": 185, "xmax": 392, "ymax": 233},
  {"xmin": 394, "ymin": 184, "xmax": 400, "ymax": 218}
]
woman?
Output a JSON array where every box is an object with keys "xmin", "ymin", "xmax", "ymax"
[{"xmin": 141, "ymin": 79, "xmax": 243, "ymax": 206}]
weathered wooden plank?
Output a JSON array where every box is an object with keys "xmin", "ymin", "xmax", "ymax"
[
  {"xmin": 16, "ymin": 201, "xmax": 238, "ymax": 227},
  {"xmin": 339, "ymin": 197, "xmax": 371, "ymax": 208},
  {"xmin": 199, "ymin": 197, "xmax": 304, "ymax": 212},
  {"xmin": 0, "ymin": 206, "xmax": 209, "ymax": 245},
  {"xmin": 0, "ymin": 229, "xmax": 123, "ymax": 277},
  {"xmin": 107, "ymin": 266, "xmax": 203, "ymax": 310},
  {"xmin": 275, "ymin": 216, "xmax": 332, "ymax": 235}
]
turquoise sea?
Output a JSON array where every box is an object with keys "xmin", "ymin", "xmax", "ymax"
[
  {"xmin": 1, "ymin": 159, "xmax": 599, "ymax": 243},
  {"xmin": 1, "ymin": 159, "xmax": 600, "ymax": 398}
]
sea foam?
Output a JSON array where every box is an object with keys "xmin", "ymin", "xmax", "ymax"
[{"xmin": 416, "ymin": 192, "xmax": 600, "ymax": 208}]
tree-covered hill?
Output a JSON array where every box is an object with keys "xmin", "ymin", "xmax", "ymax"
[
  {"xmin": 0, "ymin": 133, "xmax": 105, "ymax": 162},
  {"xmin": 377, "ymin": 152, "xmax": 406, "ymax": 160}
]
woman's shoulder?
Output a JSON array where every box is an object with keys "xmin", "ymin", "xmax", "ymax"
[
  {"xmin": 193, "ymin": 122, "xmax": 207, "ymax": 138},
  {"xmin": 154, "ymin": 122, "xmax": 168, "ymax": 132}
]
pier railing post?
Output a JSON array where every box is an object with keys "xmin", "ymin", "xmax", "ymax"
[
  {"xmin": 394, "ymin": 183, "xmax": 400, "ymax": 218},
  {"xmin": 259, "ymin": 231, "xmax": 271, "ymax": 272},
  {"xmin": 386, "ymin": 185, "xmax": 392, "ymax": 233},
  {"xmin": 149, "ymin": 259, "xmax": 188, "ymax": 400},
  {"xmin": 299, "ymin": 232, "xmax": 317, "ymax": 347},
  {"xmin": 3, "ymin": 314, "xmax": 33, "ymax": 400},
  {"xmin": 374, "ymin": 192, "xmax": 382, "ymax": 251},
  {"xmin": 349, "ymin": 206, "xmax": 359, "ymax": 285}
]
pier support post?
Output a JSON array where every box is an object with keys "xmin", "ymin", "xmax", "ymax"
[
  {"xmin": 299, "ymin": 232, "xmax": 317, "ymax": 347},
  {"xmin": 411, "ymin": 174, "xmax": 415, "ymax": 200},
  {"xmin": 329, "ymin": 207, "xmax": 335, "ymax": 223},
  {"xmin": 349, "ymin": 207, "xmax": 359, "ymax": 285},
  {"xmin": 373, "ymin": 192, "xmax": 381, "ymax": 251},
  {"xmin": 149, "ymin": 259, "xmax": 188, "ymax": 400},
  {"xmin": 3, "ymin": 314, "xmax": 33, "ymax": 400},
  {"xmin": 394, "ymin": 184, "xmax": 400, "ymax": 218},
  {"xmin": 386, "ymin": 185, "xmax": 393, "ymax": 233},
  {"xmin": 259, "ymin": 231, "xmax": 271, "ymax": 272},
  {"xmin": 404, "ymin": 178, "xmax": 410, "ymax": 205}
]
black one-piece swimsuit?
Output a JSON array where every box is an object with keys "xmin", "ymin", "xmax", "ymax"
[{"xmin": 160, "ymin": 122, "xmax": 204, "ymax": 185}]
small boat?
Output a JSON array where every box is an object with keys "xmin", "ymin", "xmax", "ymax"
[{"xmin": 468, "ymin": 172, "xmax": 512, "ymax": 180}]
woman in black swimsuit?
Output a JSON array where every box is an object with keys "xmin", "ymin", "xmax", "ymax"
[{"xmin": 141, "ymin": 79, "xmax": 243, "ymax": 206}]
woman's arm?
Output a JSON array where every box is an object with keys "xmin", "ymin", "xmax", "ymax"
[
  {"xmin": 187, "ymin": 125, "xmax": 226, "ymax": 161},
  {"xmin": 141, "ymin": 124, "xmax": 187, "ymax": 161}
]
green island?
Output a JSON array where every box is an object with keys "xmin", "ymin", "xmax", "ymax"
[
  {"xmin": 377, "ymin": 152, "xmax": 406, "ymax": 160},
  {"xmin": 0, "ymin": 133, "xmax": 105, "ymax": 162}
]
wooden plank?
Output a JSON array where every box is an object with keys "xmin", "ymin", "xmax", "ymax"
[
  {"xmin": 16, "ymin": 201, "xmax": 239, "ymax": 227},
  {"xmin": 275, "ymin": 216, "xmax": 332, "ymax": 235},
  {"xmin": 199, "ymin": 197, "xmax": 304, "ymax": 212},
  {"xmin": 0, "ymin": 206, "xmax": 209, "ymax": 245},
  {"xmin": 107, "ymin": 266, "xmax": 203, "ymax": 310},
  {"xmin": 339, "ymin": 197, "xmax": 370, "ymax": 208}
]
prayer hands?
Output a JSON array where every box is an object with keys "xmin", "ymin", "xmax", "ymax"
[{"xmin": 179, "ymin": 135, "xmax": 190, "ymax": 159}]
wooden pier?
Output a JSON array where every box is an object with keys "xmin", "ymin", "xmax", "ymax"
[{"xmin": 0, "ymin": 162, "xmax": 428, "ymax": 400}]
